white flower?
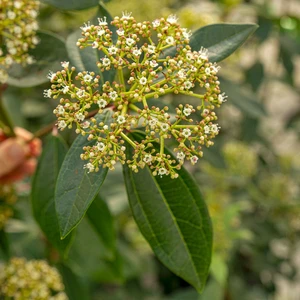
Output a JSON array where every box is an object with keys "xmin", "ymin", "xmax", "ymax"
[
  {"xmin": 61, "ymin": 61, "xmax": 69, "ymax": 68},
  {"xmin": 117, "ymin": 115, "xmax": 126, "ymax": 124},
  {"xmin": 152, "ymin": 19, "xmax": 160, "ymax": 28},
  {"xmin": 167, "ymin": 15, "xmax": 178, "ymax": 24},
  {"xmin": 13, "ymin": 26, "xmax": 22, "ymax": 34},
  {"xmin": 121, "ymin": 11, "xmax": 132, "ymax": 20},
  {"xmin": 211, "ymin": 124, "xmax": 220, "ymax": 133},
  {"xmin": 186, "ymin": 52, "xmax": 194, "ymax": 61},
  {"xmin": 84, "ymin": 163, "xmax": 95, "ymax": 173},
  {"xmin": 182, "ymin": 28, "xmax": 192, "ymax": 40},
  {"xmin": 183, "ymin": 107, "xmax": 192, "ymax": 116},
  {"xmin": 109, "ymin": 91, "xmax": 118, "ymax": 101},
  {"xmin": 160, "ymin": 123, "xmax": 169, "ymax": 131},
  {"xmin": 98, "ymin": 17, "xmax": 107, "ymax": 26},
  {"xmin": 126, "ymin": 38, "xmax": 135, "ymax": 47},
  {"xmin": 14, "ymin": 1, "xmax": 22, "ymax": 8},
  {"xmin": 158, "ymin": 167, "xmax": 167, "ymax": 176},
  {"xmin": 80, "ymin": 22, "xmax": 91, "ymax": 32},
  {"xmin": 97, "ymin": 29, "xmax": 105, "ymax": 36},
  {"xmin": 47, "ymin": 71, "xmax": 56, "ymax": 81},
  {"xmin": 191, "ymin": 66, "xmax": 197, "ymax": 72},
  {"xmin": 148, "ymin": 45, "xmax": 156, "ymax": 54},
  {"xmin": 149, "ymin": 118, "xmax": 157, "ymax": 128},
  {"xmin": 75, "ymin": 113, "xmax": 85, "ymax": 122},
  {"xmin": 7, "ymin": 11, "xmax": 16, "ymax": 19},
  {"xmin": 190, "ymin": 155, "xmax": 198, "ymax": 165},
  {"xmin": 150, "ymin": 60, "xmax": 158, "ymax": 68},
  {"xmin": 198, "ymin": 47, "xmax": 208, "ymax": 60},
  {"xmin": 178, "ymin": 69, "xmax": 186, "ymax": 79},
  {"xmin": 108, "ymin": 46, "xmax": 118, "ymax": 55},
  {"xmin": 165, "ymin": 36, "xmax": 175, "ymax": 45},
  {"xmin": 182, "ymin": 128, "xmax": 191, "ymax": 138},
  {"xmin": 205, "ymin": 83, "xmax": 210, "ymax": 89},
  {"xmin": 211, "ymin": 64, "xmax": 220, "ymax": 74},
  {"xmin": 143, "ymin": 154, "xmax": 153, "ymax": 163},
  {"xmin": 54, "ymin": 105, "xmax": 65, "ymax": 115},
  {"xmin": 57, "ymin": 120, "xmax": 67, "ymax": 130},
  {"xmin": 92, "ymin": 41, "xmax": 99, "ymax": 49},
  {"xmin": 116, "ymin": 29, "xmax": 124, "ymax": 36},
  {"xmin": 177, "ymin": 152, "xmax": 185, "ymax": 161},
  {"xmin": 102, "ymin": 57, "xmax": 111, "ymax": 67},
  {"xmin": 139, "ymin": 77, "xmax": 147, "ymax": 85},
  {"xmin": 184, "ymin": 81, "xmax": 193, "ymax": 90},
  {"xmin": 43, "ymin": 89, "xmax": 52, "ymax": 98},
  {"xmin": 82, "ymin": 121, "xmax": 90, "ymax": 129},
  {"xmin": 62, "ymin": 86, "xmax": 69, "ymax": 94},
  {"xmin": 132, "ymin": 48, "xmax": 142, "ymax": 56},
  {"xmin": 205, "ymin": 68, "xmax": 211, "ymax": 75},
  {"xmin": 83, "ymin": 74, "xmax": 93, "ymax": 83},
  {"xmin": 96, "ymin": 142, "xmax": 105, "ymax": 151},
  {"xmin": 218, "ymin": 93, "xmax": 228, "ymax": 103},
  {"xmin": 204, "ymin": 125, "xmax": 210, "ymax": 134},
  {"xmin": 76, "ymin": 90, "xmax": 85, "ymax": 98},
  {"xmin": 97, "ymin": 99, "xmax": 107, "ymax": 108}
]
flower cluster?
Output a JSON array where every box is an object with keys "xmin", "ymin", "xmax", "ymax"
[
  {"xmin": 47, "ymin": 13, "xmax": 227, "ymax": 178},
  {"xmin": 0, "ymin": 257, "xmax": 68, "ymax": 300},
  {"xmin": 0, "ymin": 0, "xmax": 40, "ymax": 83}
]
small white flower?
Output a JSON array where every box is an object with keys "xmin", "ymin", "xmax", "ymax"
[
  {"xmin": 80, "ymin": 22, "xmax": 91, "ymax": 32},
  {"xmin": 211, "ymin": 64, "xmax": 220, "ymax": 74},
  {"xmin": 178, "ymin": 69, "xmax": 187, "ymax": 79},
  {"xmin": 97, "ymin": 99, "xmax": 107, "ymax": 108},
  {"xmin": 182, "ymin": 28, "xmax": 192, "ymax": 40},
  {"xmin": 211, "ymin": 124, "xmax": 220, "ymax": 133},
  {"xmin": 184, "ymin": 81, "xmax": 193, "ymax": 90},
  {"xmin": 149, "ymin": 118, "xmax": 157, "ymax": 128},
  {"xmin": 182, "ymin": 128, "xmax": 191, "ymax": 138},
  {"xmin": 84, "ymin": 163, "xmax": 95, "ymax": 173},
  {"xmin": 205, "ymin": 83, "xmax": 210, "ymax": 89},
  {"xmin": 132, "ymin": 48, "xmax": 142, "ymax": 56},
  {"xmin": 177, "ymin": 152, "xmax": 185, "ymax": 161},
  {"xmin": 116, "ymin": 29, "xmax": 124, "ymax": 36},
  {"xmin": 96, "ymin": 142, "xmax": 105, "ymax": 151},
  {"xmin": 75, "ymin": 113, "xmax": 85, "ymax": 122},
  {"xmin": 47, "ymin": 71, "xmax": 56, "ymax": 81},
  {"xmin": 165, "ymin": 36, "xmax": 175, "ymax": 45},
  {"xmin": 204, "ymin": 125, "xmax": 210, "ymax": 134},
  {"xmin": 198, "ymin": 47, "xmax": 208, "ymax": 60},
  {"xmin": 98, "ymin": 17, "xmax": 107, "ymax": 26},
  {"xmin": 121, "ymin": 11, "xmax": 132, "ymax": 20},
  {"xmin": 108, "ymin": 46, "xmax": 118, "ymax": 55},
  {"xmin": 7, "ymin": 11, "xmax": 16, "ymax": 19},
  {"xmin": 167, "ymin": 15, "xmax": 178, "ymax": 24},
  {"xmin": 82, "ymin": 121, "xmax": 90, "ymax": 129},
  {"xmin": 13, "ymin": 26, "xmax": 22, "ymax": 34},
  {"xmin": 126, "ymin": 38, "xmax": 135, "ymax": 47},
  {"xmin": 139, "ymin": 76, "xmax": 147, "ymax": 85},
  {"xmin": 43, "ymin": 89, "xmax": 52, "ymax": 98},
  {"xmin": 117, "ymin": 115, "xmax": 126, "ymax": 124},
  {"xmin": 150, "ymin": 60, "xmax": 158, "ymax": 68},
  {"xmin": 205, "ymin": 68, "xmax": 211, "ymax": 75},
  {"xmin": 61, "ymin": 61, "xmax": 69, "ymax": 68},
  {"xmin": 148, "ymin": 45, "xmax": 156, "ymax": 54},
  {"xmin": 218, "ymin": 93, "xmax": 228, "ymax": 103},
  {"xmin": 83, "ymin": 74, "xmax": 93, "ymax": 83},
  {"xmin": 191, "ymin": 66, "xmax": 197, "ymax": 72},
  {"xmin": 143, "ymin": 154, "xmax": 153, "ymax": 163},
  {"xmin": 76, "ymin": 90, "xmax": 85, "ymax": 98},
  {"xmin": 92, "ymin": 41, "xmax": 99, "ymax": 49},
  {"xmin": 186, "ymin": 52, "xmax": 194, "ymax": 61},
  {"xmin": 158, "ymin": 167, "xmax": 167, "ymax": 176},
  {"xmin": 97, "ymin": 29, "xmax": 105, "ymax": 36},
  {"xmin": 57, "ymin": 120, "xmax": 67, "ymax": 130},
  {"xmin": 102, "ymin": 57, "xmax": 111, "ymax": 67},
  {"xmin": 8, "ymin": 48, "xmax": 17, "ymax": 55},
  {"xmin": 160, "ymin": 123, "xmax": 169, "ymax": 131},
  {"xmin": 190, "ymin": 155, "xmax": 198, "ymax": 165},
  {"xmin": 109, "ymin": 91, "xmax": 118, "ymax": 101},
  {"xmin": 14, "ymin": 1, "xmax": 22, "ymax": 8},
  {"xmin": 55, "ymin": 105, "xmax": 65, "ymax": 115},
  {"xmin": 183, "ymin": 107, "xmax": 192, "ymax": 116},
  {"xmin": 62, "ymin": 86, "xmax": 69, "ymax": 94},
  {"xmin": 152, "ymin": 19, "xmax": 160, "ymax": 28}
]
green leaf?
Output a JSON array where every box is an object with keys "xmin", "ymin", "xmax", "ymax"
[
  {"xmin": 66, "ymin": 5, "xmax": 116, "ymax": 83},
  {"xmin": 31, "ymin": 134, "xmax": 73, "ymax": 256},
  {"xmin": 40, "ymin": 0, "xmax": 100, "ymax": 10},
  {"xmin": 55, "ymin": 111, "xmax": 112, "ymax": 239},
  {"xmin": 123, "ymin": 132, "xmax": 212, "ymax": 292},
  {"xmin": 0, "ymin": 229, "xmax": 10, "ymax": 260},
  {"xmin": 86, "ymin": 194, "xmax": 116, "ymax": 258},
  {"xmin": 190, "ymin": 23, "xmax": 259, "ymax": 62},
  {"xmin": 221, "ymin": 79, "xmax": 266, "ymax": 118},
  {"xmin": 7, "ymin": 31, "xmax": 67, "ymax": 87},
  {"xmin": 245, "ymin": 62, "xmax": 264, "ymax": 92},
  {"xmin": 210, "ymin": 254, "xmax": 228, "ymax": 287}
]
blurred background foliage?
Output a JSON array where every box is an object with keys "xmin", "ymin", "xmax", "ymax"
[{"xmin": 1, "ymin": 0, "xmax": 300, "ymax": 299}]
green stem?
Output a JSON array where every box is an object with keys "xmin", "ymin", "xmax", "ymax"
[
  {"xmin": 120, "ymin": 132, "xmax": 136, "ymax": 148},
  {"xmin": 118, "ymin": 68, "xmax": 126, "ymax": 91},
  {"xmin": 160, "ymin": 135, "xmax": 164, "ymax": 155},
  {"xmin": 173, "ymin": 125, "xmax": 197, "ymax": 129},
  {"xmin": 179, "ymin": 91, "xmax": 204, "ymax": 99},
  {"xmin": 128, "ymin": 104, "xmax": 140, "ymax": 112}
]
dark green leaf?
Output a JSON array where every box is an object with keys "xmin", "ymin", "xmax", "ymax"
[
  {"xmin": 31, "ymin": 135, "xmax": 73, "ymax": 256},
  {"xmin": 7, "ymin": 31, "xmax": 67, "ymax": 87},
  {"xmin": 55, "ymin": 111, "xmax": 112, "ymax": 239},
  {"xmin": 190, "ymin": 23, "xmax": 259, "ymax": 62},
  {"xmin": 255, "ymin": 16, "xmax": 273, "ymax": 40},
  {"xmin": 0, "ymin": 229, "xmax": 10, "ymax": 260},
  {"xmin": 245, "ymin": 62, "xmax": 264, "ymax": 92},
  {"xmin": 123, "ymin": 132, "xmax": 212, "ymax": 292},
  {"xmin": 66, "ymin": 5, "xmax": 116, "ymax": 83},
  {"xmin": 221, "ymin": 79, "xmax": 266, "ymax": 118},
  {"xmin": 86, "ymin": 194, "xmax": 116, "ymax": 258},
  {"xmin": 40, "ymin": 0, "xmax": 99, "ymax": 10}
]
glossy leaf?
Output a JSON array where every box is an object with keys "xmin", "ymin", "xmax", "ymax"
[
  {"xmin": 7, "ymin": 31, "xmax": 67, "ymax": 87},
  {"xmin": 40, "ymin": 0, "xmax": 100, "ymax": 10},
  {"xmin": 66, "ymin": 5, "xmax": 116, "ymax": 83},
  {"xmin": 190, "ymin": 23, "xmax": 259, "ymax": 62},
  {"xmin": 123, "ymin": 132, "xmax": 212, "ymax": 292},
  {"xmin": 55, "ymin": 111, "xmax": 112, "ymax": 239},
  {"xmin": 31, "ymin": 135, "xmax": 73, "ymax": 256},
  {"xmin": 86, "ymin": 194, "xmax": 116, "ymax": 258}
]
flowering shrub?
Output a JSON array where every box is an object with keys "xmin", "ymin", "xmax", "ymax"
[{"xmin": 47, "ymin": 13, "xmax": 227, "ymax": 178}]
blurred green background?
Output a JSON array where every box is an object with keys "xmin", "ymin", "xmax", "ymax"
[{"xmin": 1, "ymin": 0, "xmax": 300, "ymax": 299}]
